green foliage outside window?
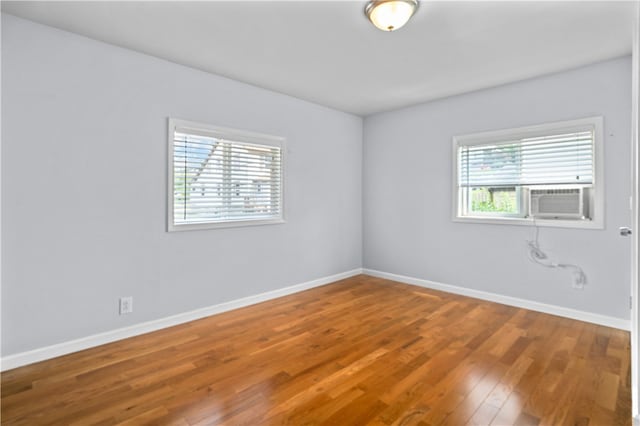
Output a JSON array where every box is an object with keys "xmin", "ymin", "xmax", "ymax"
[{"xmin": 471, "ymin": 187, "xmax": 517, "ymax": 213}]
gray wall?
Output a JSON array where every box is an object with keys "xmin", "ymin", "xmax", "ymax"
[
  {"xmin": 1, "ymin": 15, "xmax": 363, "ymax": 356},
  {"xmin": 364, "ymin": 56, "xmax": 632, "ymax": 320},
  {"xmin": 2, "ymin": 14, "xmax": 634, "ymax": 357}
]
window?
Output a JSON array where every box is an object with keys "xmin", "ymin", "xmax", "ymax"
[
  {"xmin": 168, "ymin": 119, "xmax": 284, "ymax": 231},
  {"xmin": 453, "ymin": 117, "xmax": 603, "ymax": 228}
]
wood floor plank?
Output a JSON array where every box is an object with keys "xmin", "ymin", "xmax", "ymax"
[{"xmin": 1, "ymin": 275, "xmax": 631, "ymax": 425}]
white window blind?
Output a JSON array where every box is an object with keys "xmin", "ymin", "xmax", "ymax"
[
  {"xmin": 459, "ymin": 130, "xmax": 594, "ymax": 188},
  {"xmin": 452, "ymin": 117, "xmax": 604, "ymax": 228},
  {"xmin": 170, "ymin": 121, "xmax": 283, "ymax": 229}
]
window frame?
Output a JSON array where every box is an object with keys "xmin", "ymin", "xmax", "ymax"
[
  {"xmin": 451, "ymin": 116, "xmax": 604, "ymax": 229},
  {"xmin": 167, "ymin": 118, "xmax": 285, "ymax": 232}
]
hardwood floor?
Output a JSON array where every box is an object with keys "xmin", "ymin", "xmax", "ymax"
[{"xmin": 1, "ymin": 275, "xmax": 631, "ymax": 425}]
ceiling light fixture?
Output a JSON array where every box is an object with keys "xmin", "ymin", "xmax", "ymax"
[{"xmin": 365, "ymin": 0, "xmax": 418, "ymax": 32}]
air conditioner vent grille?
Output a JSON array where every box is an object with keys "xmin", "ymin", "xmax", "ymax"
[
  {"xmin": 531, "ymin": 188, "xmax": 580, "ymax": 196},
  {"xmin": 529, "ymin": 187, "xmax": 586, "ymax": 219}
]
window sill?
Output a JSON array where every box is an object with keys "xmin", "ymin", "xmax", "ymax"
[
  {"xmin": 452, "ymin": 215, "xmax": 603, "ymax": 230},
  {"xmin": 168, "ymin": 218, "xmax": 285, "ymax": 232}
]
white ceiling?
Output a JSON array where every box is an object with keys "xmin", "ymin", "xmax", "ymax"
[{"xmin": 2, "ymin": 1, "xmax": 635, "ymax": 116}]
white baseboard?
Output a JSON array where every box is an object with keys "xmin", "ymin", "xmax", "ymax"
[
  {"xmin": 3, "ymin": 267, "xmax": 629, "ymax": 371},
  {"xmin": 363, "ymin": 268, "xmax": 630, "ymax": 331},
  {"xmin": 1, "ymin": 268, "xmax": 363, "ymax": 372}
]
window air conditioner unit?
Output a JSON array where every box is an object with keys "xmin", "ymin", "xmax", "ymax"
[{"xmin": 529, "ymin": 187, "xmax": 587, "ymax": 219}]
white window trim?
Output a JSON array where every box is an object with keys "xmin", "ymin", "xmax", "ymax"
[
  {"xmin": 451, "ymin": 116, "xmax": 604, "ymax": 229},
  {"xmin": 167, "ymin": 118, "xmax": 286, "ymax": 232}
]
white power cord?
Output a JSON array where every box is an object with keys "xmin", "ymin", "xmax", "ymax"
[{"xmin": 526, "ymin": 219, "xmax": 587, "ymax": 287}]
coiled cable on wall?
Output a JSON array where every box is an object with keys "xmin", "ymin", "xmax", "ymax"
[{"xmin": 526, "ymin": 219, "xmax": 587, "ymax": 287}]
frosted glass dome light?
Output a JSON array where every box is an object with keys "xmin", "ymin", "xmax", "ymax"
[{"xmin": 365, "ymin": 0, "xmax": 419, "ymax": 32}]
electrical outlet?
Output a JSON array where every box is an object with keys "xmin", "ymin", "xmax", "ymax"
[{"xmin": 119, "ymin": 296, "xmax": 133, "ymax": 315}]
